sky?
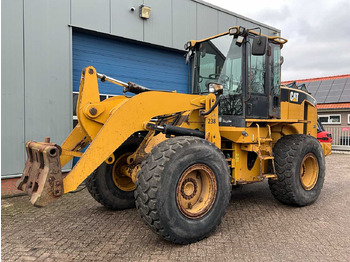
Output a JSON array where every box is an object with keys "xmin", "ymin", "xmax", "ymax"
[{"xmin": 204, "ymin": 0, "xmax": 350, "ymax": 81}]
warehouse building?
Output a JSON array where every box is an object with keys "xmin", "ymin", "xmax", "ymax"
[{"xmin": 1, "ymin": 0, "xmax": 280, "ymax": 178}]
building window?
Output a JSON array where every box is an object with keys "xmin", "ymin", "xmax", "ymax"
[
  {"xmin": 348, "ymin": 114, "xmax": 350, "ymax": 125},
  {"xmin": 319, "ymin": 114, "xmax": 341, "ymax": 124},
  {"xmin": 73, "ymin": 92, "xmax": 115, "ymax": 127}
]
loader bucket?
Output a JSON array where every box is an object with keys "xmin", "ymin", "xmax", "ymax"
[{"xmin": 16, "ymin": 139, "xmax": 63, "ymax": 207}]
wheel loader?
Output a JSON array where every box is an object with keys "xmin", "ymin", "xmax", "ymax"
[{"xmin": 17, "ymin": 26, "xmax": 331, "ymax": 244}]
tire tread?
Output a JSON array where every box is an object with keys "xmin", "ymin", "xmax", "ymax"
[
  {"xmin": 135, "ymin": 136, "xmax": 231, "ymax": 244},
  {"xmin": 268, "ymin": 134, "xmax": 325, "ymax": 206}
]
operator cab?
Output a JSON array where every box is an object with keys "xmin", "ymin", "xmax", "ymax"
[{"xmin": 186, "ymin": 26, "xmax": 286, "ymax": 126}]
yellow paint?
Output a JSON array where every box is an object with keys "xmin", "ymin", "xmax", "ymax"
[
  {"xmin": 53, "ymin": 64, "xmax": 322, "ymax": 193},
  {"xmin": 63, "ymin": 66, "xmax": 205, "ymax": 193},
  {"xmin": 59, "ymin": 123, "xmax": 89, "ymax": 168},
  {"xmin": 112, "ymin": 153, "xmax": 135, "ymax": 191},
  {"xmin": 189, "ymin": 26, "xmax": 288, "ymax": 48},
  {"xmin": 235, "ymin": 153, "xmax": 240, "ymax": 163},
  {"xmin": 19, "ymin": 23, "xmax": 327, "ymax": 208},
  {"xmin": 299, "ymin": 153, "xmax": 319, "ymax": 190},
  {"xmin": 204, "ymin": 94, "xmax": 221, "ymax": 147},
  {"xmin": 321, "ymin": 142, "xmax": 332, "ymax": 156},
  {"xmin": 143, "ymin": 133, "xmax": 167, "ymax": 154},
  {"xmin": 176, "ymin": 164, "xmax": 217, "ymax": 219}
]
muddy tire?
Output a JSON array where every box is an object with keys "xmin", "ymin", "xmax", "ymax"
[
  {"xmin": 268, "ymin": 134, "xmax": 325, "ymax": 206},
  {"xmin": 135, "ymin": 136, "xmax": 232, "ymax": 244},
  {"xmin": 86, "ymin": 140, "xmax": 141, "ymax": 210}
]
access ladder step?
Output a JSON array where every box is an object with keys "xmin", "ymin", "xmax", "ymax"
[
  {"xmin": 259, "ymin": 155, "xmax": 274, "ymax": 160},
  {"xmin": 260, "ymin": 138, "xmax": 273, "ymax": 142},
  {"xmin": 262, "ymin": 173, "xmax": 277, "ymax": 180}
]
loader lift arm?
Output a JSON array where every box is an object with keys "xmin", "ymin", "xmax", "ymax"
[{"xmin": 17, "ymin": 66, "xmax": 206, "ymax": 206}]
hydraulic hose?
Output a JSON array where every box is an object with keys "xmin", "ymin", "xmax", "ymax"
[{"xmin": 201, "ymin": 95, "xmax": 222, "ymax": 116}]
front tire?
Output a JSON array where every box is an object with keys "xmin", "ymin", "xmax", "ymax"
[
  {"xmin": 135, "ymin": 136, "xmax": 232, "ymax": 244},
  {"xmin": 268, "ymin": 134, "xmax": 326, "ymax": 206},
  {"xmin": 86, "ymin": 141, "xmax": 141, "ymax": 210}
]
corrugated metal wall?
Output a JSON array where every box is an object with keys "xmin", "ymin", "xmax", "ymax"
[
  {"xmin": 1, "ymin": 0, "xmax": 25, "ymax": 176},
  {"xmin": 70, "ymin": 0, "xmax": 277, "ymax": 50},
  {"xmin": 1, "ymin": 0, "xmax": 280, "ymax": 177}
]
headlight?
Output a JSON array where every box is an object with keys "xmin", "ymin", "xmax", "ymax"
[
  {"xmin": 209, "ymin": 84, "xmax": 215, "ymax": 93},
  {"xmin": 229, "ymin": 27, "xmax": 238, "ymax": 35},
  {"xmin": 239, "ymin": 26, "xmax": 246, "ymax": 35},
  {"xmin": 208, "ymin": 83, "xmax": 223, "ymax": 94},
  {"xmin": 184, "ymin": 41, "xmax": 191, "ymax": 50}
]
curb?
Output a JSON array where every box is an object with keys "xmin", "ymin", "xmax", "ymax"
[
  {"xmin": 332, "ymin": 150, "xmax": 350, "ymax": 155},
  {"xmin": 1, "ymin": 192, "xmax": 27, "ymax": 199}
]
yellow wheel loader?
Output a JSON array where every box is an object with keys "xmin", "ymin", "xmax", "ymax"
[{"xmin": 17, "ymin": 26, "xmax": 331, "ymax": 244}]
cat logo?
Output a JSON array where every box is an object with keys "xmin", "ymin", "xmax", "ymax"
[{"xmin": 290, "ymin": 91, "xmax": 299, "ymax": 103}]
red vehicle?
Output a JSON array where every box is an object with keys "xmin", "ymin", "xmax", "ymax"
[{"xmin": 317, "ymin": 119, "xmax": 332, "ymax": 143}]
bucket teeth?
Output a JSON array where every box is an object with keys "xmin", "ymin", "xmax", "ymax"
[{"xmin": 16, "ymin": 140, "xmax": 63, "ymax": 207}]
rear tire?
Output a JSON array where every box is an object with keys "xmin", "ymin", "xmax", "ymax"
[
  {"xmin": 86, "ymin": 139, "xmax": 142, "ymax": 210},
  {"xmin": 135, "ymin": 136, "xmax": 232, "ymax": 244},
  {"xmin": 268, "ymin": 134, "xmax": 325, "ymax": 206}
]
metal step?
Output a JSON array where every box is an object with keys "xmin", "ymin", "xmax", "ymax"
[
  {"xmin": 260, "ymin": 138, "xmax": 273, "ymax": 142},
  {"xmin": 262, "ymin": 173, "xmax": 277, "ymax": 179},
  {"xmin": 259, "ymin": 155, "xmax": 274, "ymax": 160}
]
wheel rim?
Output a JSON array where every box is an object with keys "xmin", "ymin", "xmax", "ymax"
[
  {"xmin": 112, "ymin": 153, "xmax": 135, "ymax": 191},
  {"xmin": 300, "ymin": 153, "xmax": 319, "ymax": 190},
  {"xmin": 176, "ymin": 164, "xmax": 217, "ymax": 219}
]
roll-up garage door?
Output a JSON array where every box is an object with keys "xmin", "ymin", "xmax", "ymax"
[{"xmin": 72, "ymin": 31, "xmax": 190, "ymax": 95}]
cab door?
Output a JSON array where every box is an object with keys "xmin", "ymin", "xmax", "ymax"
[{"xmin": 245, "ymin": 41, "xmax": 269, "ymax": 119}]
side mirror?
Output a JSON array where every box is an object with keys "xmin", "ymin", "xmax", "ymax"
[{"xmin": 252, "ymin": 35, "xmax": 267, "ymax": 56}]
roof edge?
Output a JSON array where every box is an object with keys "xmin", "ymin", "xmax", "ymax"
[
  {"xmin": 282, "ymin": 74, "xmax": 350, "ymax": 84},
  {"xmin": 317, "ymin": 102, "xmax": 350, "ymax": 109}
]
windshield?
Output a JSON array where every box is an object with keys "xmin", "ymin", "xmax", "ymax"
[
  {"xmin": 193, "ymin": 35, "xmax": 242, "ymax": 95},
  {"xmin": 191, "ymin": 31, "xmax": 284, "ymax": 119}
]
